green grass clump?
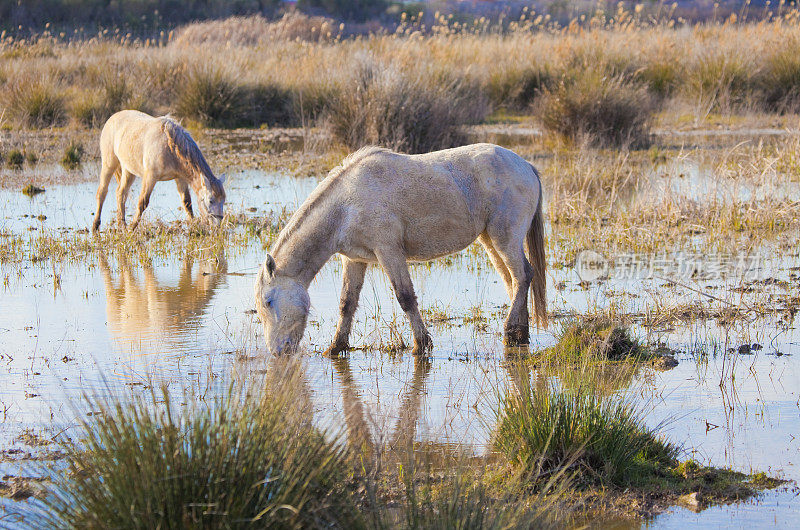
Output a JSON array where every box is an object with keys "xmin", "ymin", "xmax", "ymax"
[
  {"xmin": 6, "ymin": 149, "xmax": 24, "ymax": 169},
  {"xmin": 325, "ymin": 59, "xmax": 488, "ymax": 153},
  {"xmin": 37, "ymin": 371, "xmax": 362, "ymax": 528},
  {"xmin": 551, "ymin": 316, "xmax": 646, "ymax": 361},
  {"xmin": 61, "ymin": 142, "xmax": 84, "ymax": 170},
  {"xmin": 494, "ymin": 381, "xmax": 678, "ymax": 486},
  {"xmin": 535, "ymin": 71, "xmax": 656, "ymax": 148},
  {"xmin": 175, "ymin": 64, "xmax": 243, "ymax": 127},
  {"xmin": 21, "ymin": 184, "xmax": 45, "ymax": 196}
]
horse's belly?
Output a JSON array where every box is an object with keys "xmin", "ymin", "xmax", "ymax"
[{"xmin": 403, "ymin": 218, "xmax": 479, "ymax": 261}]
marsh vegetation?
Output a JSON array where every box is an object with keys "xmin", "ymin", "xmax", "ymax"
[{"xmin": 3, "ymin": 6, "xmax": 800, "ymax": 529}]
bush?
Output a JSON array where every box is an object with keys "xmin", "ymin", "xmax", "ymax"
[
  {"xmin": 4, "ymin": 77, "xmax": 67, "ymax": 128},
  {"xmin": 494, "ymin": 378, "xmax": 678, "ymax": 485},
  {"xmin": 37, "ymin": 368, "xmax": 362, "ymax": 528},
  {"xmin": 325, "ymin": 59, "xmax": 488, "ymax": 153},
  {"xmin": 535, "ymin": 70, "xmax": 656, "ymax": 148}
]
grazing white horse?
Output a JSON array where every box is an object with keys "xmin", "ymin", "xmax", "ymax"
[
  {"xmin": 254, "ymin": 143, "xmax": 547, "ymax": 356},
  {"xmin": 92, "ymin": 110, "xmax": 226, "ymax": 232}
]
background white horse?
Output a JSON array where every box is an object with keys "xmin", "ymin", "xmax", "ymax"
[
  {"xmin": 254, "ymin": 143, "xmax": 547, "ymax": 356},
  {"xmin": 92, "ymin": 110, "xmax": 226, "ymax": 232}
]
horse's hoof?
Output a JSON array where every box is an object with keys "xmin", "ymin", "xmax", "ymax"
[
  {"xmin": 324, "ymin": 343, "xmax": 348, "ymax": 358},
  {"xmin": 412, "ymin": 335, "xmax": 433, "ymax": 356},
  {"xmin": 503, "ymin": 325, "xmax": 530, "ymax": 346}
]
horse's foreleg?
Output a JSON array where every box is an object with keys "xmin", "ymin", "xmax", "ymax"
[
  {"xmin": 495, "ymin": 243, "xmax": 533, "ymax": 346},
  {"xmin": 92, "ymin": 161, "xmax": 117, "ymax": 233},
  {"xmin": 175, "ymin": 179, "xmax": 194, "ymax": 220},
  {"xmin": 325, "ymin": 257, "xmax": 368, "ymax": 357},
  {"xmin": 129, "ymin": 177, "xmax": 157, "ymax": 231},
  {"xmin": 115, "ymin": 170, "xmax": 135, "ymax": 228},
  {"xmin": 376, "ymin": 249, "xmax": 432, "ymax": 355}
]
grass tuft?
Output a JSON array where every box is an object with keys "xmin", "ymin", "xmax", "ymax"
[
  {"xmin": 535, "ymin": 71, "xmax": 656, "ymax": 148},
  {"xmin": 37, "ymin": 366, "xmax": 362, "ymax": 528},
  {"xmin": 494, "ymin": 377, "xmax": 678, "ymax": 486},
  {"xmin": 6, "ymin": 149, "xmax": 24, "ymax": 170},
  {"xmin": 3, "ymin": 77, "xmax": 67, "ymax": 128},
  {"xmin": 61, "ymin": 142, "xmax": 84, "ymax": 170},
  {"xmin": 551, "ymin": 315, "xmax": 646, "ymax": 361},
  {"xmin": 21, "ymin": 184, "xmax": 45, "ymax": 196}
]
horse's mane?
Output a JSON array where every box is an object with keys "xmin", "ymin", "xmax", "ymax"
[
  {"xmin": 161, "ymin": 117, "xmax": 222, "ymax": 194},
  {"xmin": 272, "ymin": 146, "xmax": 390, "ymax": 255}
]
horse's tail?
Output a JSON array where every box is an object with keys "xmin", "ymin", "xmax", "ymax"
[
  {"xmin": 526, "ymin": 164, "xmax": 548, "ymax": 328},
  {"xmin": 161, "ymin": 117, "xmax": 217, "ymax": 188}
]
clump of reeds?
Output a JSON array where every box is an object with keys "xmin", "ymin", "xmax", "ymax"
[
  {"xmin": 494, "ymin": 378, "xmax": 678, "ymax": 486},
  {"xmin": 36, "ymin": 367, "xmax": 363, "ymax": 528},
  {"xmin": 757, "ymin": 37, "xmax": 800, "ymax": 113},
  {"xmin": 3, "ymin": 76, "xmax": 67, "ymax": 128},
  {"xmin": 324, "ymin": 58, "xmax": 488, "ymax": 153},
  {"xmin": 175, "ymin": 64, "xmax": 243, "ymax": 127},
  {"xmin": 72, "ymin": 73, "xmax": 141, "ymax": 128},
  {"xmin": 535, "ymin": 70, "xmax": 656, "ymax": 148}
]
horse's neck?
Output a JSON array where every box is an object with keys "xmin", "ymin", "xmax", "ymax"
[{"xmin": 272, "ymin": 208, "xmax": 339, "ymax": 287}]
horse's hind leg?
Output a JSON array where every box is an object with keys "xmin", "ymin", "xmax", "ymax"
[
  {"xmin": 92, "ymin": 159, "xmax": 118, "ymax": 233},
  {"xmin": 478, "ymin": 233, "xmax": 513, "ymax": 300},
  {"xmin": 115, "ymin": 169, "xmax": 135, "ymax": 228},
  {"xmin": 325, "ymin": 256, "xmax": 368, "ymax": 357},
  {"xmin": 375, "ymin": 248, "xmax": 432, "ymax": 355},
  {"xmin": 491, "ymin": 236, "xmax": 533, "ymax": 346},
  {"xmin": 175, "ymin": 179, "xmax": 194, "ymax": 220}
]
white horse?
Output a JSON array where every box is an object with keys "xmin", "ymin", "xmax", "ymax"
[
  {"xmin": 92, "ymin": 110, "xmax": 226, "ymax": 232},
  {"xmin": 254, "ymin": 143, "xmax": 547, "ymax": 356}
]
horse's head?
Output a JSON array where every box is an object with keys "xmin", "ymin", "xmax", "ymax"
[
  {"xmin": 199, "ymin": 175, "xmax": 226, "ymax": 225},
  {"xmin": 254, "ymin": 254, "xmax": 310, "ymax": 355}
]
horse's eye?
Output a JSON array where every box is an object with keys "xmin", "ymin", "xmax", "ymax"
[{"xmin": 265, "ymin": 296, "xmax": 273, "ymax": 308}]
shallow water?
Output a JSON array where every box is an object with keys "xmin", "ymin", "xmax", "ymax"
[{"xmin": 2, "ymin": 169, "xmax": 800, "ymax": 526}]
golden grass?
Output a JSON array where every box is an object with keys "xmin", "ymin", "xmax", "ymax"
[{"xmin": 2, "ymin": 12, "xmax": 800, "ymax": 134}]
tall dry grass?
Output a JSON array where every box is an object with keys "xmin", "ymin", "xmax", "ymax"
[{"xmin": 2, "ymin": 10, "xmax": 800, "ymax": 145}]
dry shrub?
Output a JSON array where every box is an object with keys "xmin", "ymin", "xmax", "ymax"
[
  {"xmin": 536, "ymin": 71, "xmax": 656, "ymax": 148},
  {"xmin": 171, "ymin": 12, "xmax": 341, "ymax": 47},
  {"xmin": 3, "ymin": 76, "xmax": 67, "ymax": 128},
  {"xmin": 324, "ymin": 59, "xmax": 488, "ymax": 153}
]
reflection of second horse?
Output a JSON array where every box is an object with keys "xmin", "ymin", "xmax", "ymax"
[
  {"xmin": 98, "ymin": 253, "xmax": 227, "ymax": 349},
  {"xmin": 332, "ymin": 356, "xmax": 432, "ymax": 457}
]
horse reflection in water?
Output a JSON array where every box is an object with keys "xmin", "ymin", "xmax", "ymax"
[
  {"xmin": 331, "ymin": 356, "xmax": 432, "ymax": 458},
  {"xmin": 98, "ymin": 252, "xmax": 227, "ymax": 354}
]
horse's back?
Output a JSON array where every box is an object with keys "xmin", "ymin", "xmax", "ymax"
[
  {"xmin": 337, "ymin": 144, "xmax": 539, "ymax": 260},
  {"xmin": 101, "ymin": 110, "xmax": 173, "ymax": 175}
]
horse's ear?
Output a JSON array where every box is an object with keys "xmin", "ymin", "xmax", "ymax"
[
  {"xmin": 219, "ymin": 173, "xmax": 227, "ymax": 184},
  {"xmin": 263, "ymin": 254, "xmax": 276, "ymax": 279}
]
